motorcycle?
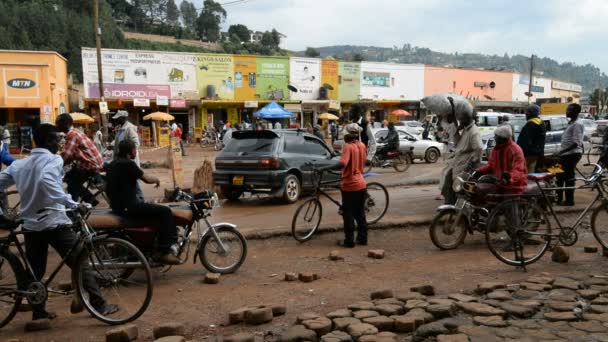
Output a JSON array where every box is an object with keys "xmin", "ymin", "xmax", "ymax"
[
  {"xmin": 86, "ymin": 188, "xmax": 247, "ymax": 276},
  {"xmin": 365, "ymin": 146, "xmax": 414, "ymax": 173}
]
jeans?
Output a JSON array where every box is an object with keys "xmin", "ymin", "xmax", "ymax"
[
  {"xmin": 557, "ymin": 153, "xmax": 582, "ymax": 205},
  {"xmin": 121, "ymin": 203, "xmax": 178, "ymax": 254},
  {"xmin": 525, "ymin": 156, "xmax": 539, "ymax": 174},
  {"xmin": 65, "ymin": 168, "xmax": 96, "ymax": 203},
  {"xmin": 442, "ymin": 169, "xmax": 457, "ymax": 205},
  {"xmin": 179, "ymin": 140, "xmax": 186, "ymax": 156},
  {"xmin": 25, "ymin": 228, "xmax": 106, "ymax": 317},
  {"xmin": 341, "ymin": 189, "xmax": 368, "ymax": 244}
]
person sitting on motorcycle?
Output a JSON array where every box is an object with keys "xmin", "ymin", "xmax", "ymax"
[
  {"xmin": 378, "ymin": 122, "xmax": 400, "ymax": 162},
  {"xmin": 475, "ymin": 125, "xmax": 528, "ymax": 194},
  {"xmin": 105, "ymin": 139, "xmax": 180, "ymax": 265}
]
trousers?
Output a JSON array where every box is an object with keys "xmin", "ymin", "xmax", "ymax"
[
  {"xmin": 341, "ymin": 189, "xmax": 368, "ymax": 244},
  {"xmin": 25, "ymin": 228, "xmax": 106, "ymax": 315},
  {"xmin": 122, "ymin": 202, "xmax": 178, "ymax": 253},
  {"xmin": 65, "ymin": 168, "xmax": 97, "ymax": 203},
  {"xmin": 557, "ymin": 153, "xmax": 582, "ymax": 205}
]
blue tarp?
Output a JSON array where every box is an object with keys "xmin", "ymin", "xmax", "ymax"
[{"xmin": 254, "ymin": 101, "xmax": 294, "ymax": 119}]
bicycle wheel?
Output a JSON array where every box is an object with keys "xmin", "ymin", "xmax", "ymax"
[
  {"xmin": 365, "ymin": 182, "xmax": 389, "ymax": 225},
  {"xmin": 429, "ymin": 209, "xmax": 468, "ymax": 250},
  {"xmin": 199, "ymin": 225, "xmax": 248, "ymax": 274},
  {"xmin": 73, "ymin": 237, "xmax": 152, "ymax": 325},
  {"xmin": 365, "ymin": 157, "xmax": 377, "ymax": 173},
  {"xmin": 291, "ymin": 198, "xmax": 322, "ymax": 242},
  {"xmin": 485, "ymin": 199, "xmax": 551, "ymax": 267},
  {"xmin": 393, "ymin": 154, "xmax": 411, "ymax": 172},
  {"xmin": 591, "ymin": 202, "xmax": 608, "ymax": 249},
  {"xmin": 0, "ymin": 251, "xmax": 25, "ymax": 328}
]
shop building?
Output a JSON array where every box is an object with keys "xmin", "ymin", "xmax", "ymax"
[
  {"xmin": 424, "ymin": 66, "xmax": 513, "ymax": 102},
  {"xmin": 0, "ymin": 50, "xmax": 69, "ymax": 151},
  {"xmin": 551, "ymin": 80, "xmax": 583, "ymax": 103}
]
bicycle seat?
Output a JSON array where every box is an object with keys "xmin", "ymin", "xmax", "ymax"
[{"xmin": 528, "ymin": 173, "xmax": 555, "ymax": 181}]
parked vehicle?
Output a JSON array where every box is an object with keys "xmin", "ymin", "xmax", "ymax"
[
  {"xmin": 214, "ymin": 130, "xmax": 340, "ymax": 203},
  {"xmin": 365, "ymin": 148, "xmax": 413, "ymax": 172},
  {"xmin": 395, "ymin": 121, "xmax": 424, "ymax": 136},
  {"xmin": 87, "ymin": 188, "xmax": 247, "ymax": 275}
]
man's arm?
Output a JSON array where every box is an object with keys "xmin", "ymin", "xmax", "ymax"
[
  {"xmin": 0, "ymin": 168, "xmax": 15, "ymax": 192},
  {"xmin": 43, "ymin": 157, "xmax": 78, "ymax": 208},
  {"xmin": 560, "ymin": 124, "xmax": 584, "ymax": 155},
  {"xmin": 508, "ymin": 148, "xmax": 528, "ymax": 184},
  {"xmin": 140, "ymin": 172, "xmax": 160, "ymax": 187},
  {"xmin": 1, "ymin": 144, "xmax": 15, "ymax": 167}
]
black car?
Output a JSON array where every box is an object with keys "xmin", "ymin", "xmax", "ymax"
[{"xmin": 214, "ymin": 129, "xmax": 340, "ymax": 203}]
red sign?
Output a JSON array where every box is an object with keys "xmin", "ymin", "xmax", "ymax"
[{"xmin": 170, "ymin": 99, "xmax": 187, "ymax": 108}]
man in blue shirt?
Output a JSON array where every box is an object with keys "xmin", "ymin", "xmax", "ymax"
[{"xmin": 0, "ymin": 124, "xmax": 117, "ymax": 323}]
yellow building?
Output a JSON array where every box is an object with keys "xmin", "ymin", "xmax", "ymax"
[
  {"xmin": 0, "ymin": 50, "xmax": 70, "ymax": 126},
  {"xmin": 551, "ymin": 80, "xmax": 582, "ymax": 104}
]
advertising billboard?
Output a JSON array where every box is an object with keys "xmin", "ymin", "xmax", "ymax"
[
  {"xmin": 233, "ymin": 55, "xmax": 257, "ymax": 101},
  {"xmin": 81, "ymin": 48, "xmax": 197, "ymax": 99},
  {"xmin": 256, "ymin": 57, "xmax": 289, "ymax": 100},
  {"xmin": 196, "ymin": 54, "xmax": 234, "ymax": 100},
  {"xmin": 2, "ymin": 67, "xmax": 40, "ymax": 99},
  {"xmin": 321, "ymin": 60, "xmax": 339, "ymax": 100},
  {"xmin": 338, "ymin": 62, "xmax": 361, "ymax": 101},
  {"xmin": 289, "ymin": 57, "xmax": 320, "ymax": 100}
]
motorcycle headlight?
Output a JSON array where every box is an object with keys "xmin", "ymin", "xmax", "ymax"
[
  {"xmin": 453, "ymin": 177, "xmax": 464, "ymax": 192},
  {"xmin": 211, "ymin": 193, "xmax": 221, "ymax": 208}
]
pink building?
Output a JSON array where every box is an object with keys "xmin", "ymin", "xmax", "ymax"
[{"xmin": 424, "ymin": 66, "xmax": 513, "ymax": 101}]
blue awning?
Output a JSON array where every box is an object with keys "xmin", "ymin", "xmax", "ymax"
[{"xmin": 254, "ymin": 101, "xmax": 295, "ymax": 119}]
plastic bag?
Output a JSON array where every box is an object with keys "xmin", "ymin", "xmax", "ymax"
[{"xmin": 421, "ymin": 93, "xmax": 474, "ymax": 119}]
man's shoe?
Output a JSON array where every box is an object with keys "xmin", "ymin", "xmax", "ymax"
[
  {"xmin": 357, "ymin": 240, "xmax": 368, "ymax": 246},
  {"xmin": 70, "ymin": 297, "xmax": 84, "ymax": 314},
  {"xmin": 95, "ymin": 304, "xmax": 119, "ymax": 316},
  {"xmin": 32, "ymin": 310, "xmax": 57, "ymax": 320},
  {"xmin": 157, "ymin": 253, "xmax": 181, "ymax": 265},
  {"xmin": 336, "ymin": 240, "xmax": 355, "ymax": 248}
]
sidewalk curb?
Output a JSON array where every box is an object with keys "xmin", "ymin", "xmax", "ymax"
[{"xmin": 241, "ymin": 206, "xmax": 586, "ymax": 241}]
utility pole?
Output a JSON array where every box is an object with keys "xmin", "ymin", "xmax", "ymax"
[
  {"xmin": 527, "ymin": 54, "xmax": 535, "ymax": 104},
  {"xmin": 94, "ymin": 0, "xmax": 109, "ymax": 138}
]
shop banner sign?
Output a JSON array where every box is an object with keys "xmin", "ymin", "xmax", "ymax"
[
  {"xmin": 88, "ymin": 83, "xmax": 171, "ymax": 100},
  {"xmin": 40, "ymin": 104, "xmax": 52, "ymax": 123},
  {"xmin": 257, "ymin": 57, "xmax": 290, "ymax": 101},
  {"xmin": 289, "ymin": 57, "xmax": 320, "ymax": 100},
  {"xmin": 362, "ymin": 71, "xmax": 390, "ymax": 87},
  {"xmin": 234, "ymin": 56, "xmax": 257, "ymax": 101},
  {"xmin": 156, "ymin": 95, "xmax": 169, "ymax": 106},
  {"xmin": 244, "ymin": 101, "xmax": 258, "ymax": 108},
  {"xmin": 170, "ymin": 99, "xmax": 186, "ymax": 108},
  {"xmin": 99, "ymin": 101, "xmax": 109, "ymax": 113},
  {"xmin": 81, "ymin": 48, "xmax": 197, "ymax": 98},
  {"xmin": 3, "ymin": 68, "xmax": 40, "ymax": 98},
  {"xmin": 133, "ymin": 98, "xmax": 150, "ymax": 107},
  {"xmin": 338, "ymin": 62, "xmax": 361, "ymax": 101},
  {"xmin": 196, "ymin": 54, "xmax": 234, "ymax": 100},
  {"xmin": 322, "ymin": 60, "xmax": 339, "ymax": 100}
]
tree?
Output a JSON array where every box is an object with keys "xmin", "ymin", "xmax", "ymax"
[
  {"xmin": 260, "ymin": 31, "xmax": 275, "ymax": 48},
  {"xmin": 590, "ymin": 88, "xmax": 608, "ymax": 116},
  {"xmin": 179, "ymin": 0, "xmax": 197, "ymax": 31},
  {"xmin": 196, "ymin": 0, "xmax": 226, "ymax": 42},
  {"xmin": 305, "ymin": 47, "xmax": 320, "ymax": 58},
  {"xmin": 271, "ymin": 28, "xmax": 281, "ymax": 47},
  {"xmin": 228, "ymin": 24, "xmax": 250, "ymax": 43},
  {"xmin": 166, "ymin": 0, "xmax": 179, "ymax": 26},
  {"xmin": 353, "ymin": 53, "xmax": 364, "ymax": 62}
]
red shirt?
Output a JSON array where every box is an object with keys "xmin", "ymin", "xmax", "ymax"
[
  {"xmin": 172, "ymin": 127, "xmax": 182, "ymax": 138},
  {"xmin": 477, "ymin": 139, "xmax": 528, "ymax": 194},
  {"xmin": 339, "ymin": 141, "xmax": 367, "ymax": 192},
  {"xmin": 62, "ymin": 128, "xmax": 103, "ymax": 172}
]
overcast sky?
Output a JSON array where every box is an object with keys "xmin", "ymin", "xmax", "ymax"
[{"xmin": 182, "ymin": 0, "xmax": 608, "ymax": 74}]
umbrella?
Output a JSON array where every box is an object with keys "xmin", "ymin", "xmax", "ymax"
[
  {"xmin": 318, "ymin": 113, "xmax": 339, "ymax": 120},
  {"xmin": 391, "ymin": 109, "xmax": 411, "ymax": 117},
  {"xmin": 254, "ymin": 102, "xmax": 294, "ymax": 119},
  {"xmin": 143, "ymin": 112, "xmax": 175, "ymax": 121},
  {"xmin": 70, "ymin": 112, "xmax": 95, "ymax": 124}
]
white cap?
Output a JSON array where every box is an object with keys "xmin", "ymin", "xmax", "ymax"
[
  {"xmin": 495, "ymin": 125, "xmax": 512, "ymax": 138},
  {"xmin": 112, "ymin": 110, "xmax": 128, "ymax": 119}
]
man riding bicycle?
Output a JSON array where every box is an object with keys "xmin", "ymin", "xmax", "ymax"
[
  {"xmin": 378, "ymin": 122, "xmax": 399, "ymax": 161},
  {"xmin": 476, "ymin": 125, "xmax": 528, "ymax": 194}
]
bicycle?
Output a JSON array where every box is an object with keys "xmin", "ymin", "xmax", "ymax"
[
  {"xmin": 291, "ymin": 164, "xmax": 389, "ymax": 242},
  {"xmin": 485, "ymin": 163, "xmax": 608, "ymax": 269},
  {"xmin": 0, "ymin": 206, "xmax": 153, "ymax": 327}
]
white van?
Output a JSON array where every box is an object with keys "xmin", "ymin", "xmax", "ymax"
[{"xmin": 477, "ymin": 112, "xmax": 513, "ymax": 136}]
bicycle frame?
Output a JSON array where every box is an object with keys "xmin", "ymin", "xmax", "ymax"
[{"xmin": 309, "ymin": 167, "xmax": 343, "ymax": 209}]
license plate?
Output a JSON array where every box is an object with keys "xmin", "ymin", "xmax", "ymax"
[
  {"xmin": 455, "ymin": 198, "xmax": 466, "ymax": 209},
  {"xmin": 232, "ymin": 176, "xmax": 244, "ymax": 186}
]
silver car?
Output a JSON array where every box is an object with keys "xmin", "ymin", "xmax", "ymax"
[{"xmin": 372, "ymin": 128, "xmax": 443, "ymax": 163}]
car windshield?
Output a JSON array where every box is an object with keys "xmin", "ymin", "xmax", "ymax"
[
  {"xmin": 407, "ymin": 121, "xmax": 422, "ymax": 127},
  {"xmin": 224, "ymin": 136, "xmax": 278, "ymax": 153}
]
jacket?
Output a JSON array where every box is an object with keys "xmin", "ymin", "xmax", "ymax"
[
  {"xmin": 113, "ymin": 121, "xmax": 140, "ymax": 165},
  {"xmin": 445, "ymin": 123, "xmax": 483, "ymax": 182},
  {"xmin": 477, "ymin": 139, "xmax": 528, "ymax": 194},
  {"xmin": 382, "ymin": 129, "xmax": 399, "ymax": 151},
  {"xmin": 517, "ymin": 117, "xmax": 546, "ymax": 157}
]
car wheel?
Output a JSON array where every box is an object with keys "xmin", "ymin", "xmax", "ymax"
[
  {"xmin": 425, "ymin": 147, "xmax": 440, "ymax": 163},
  {"xmin": 220, "ymin": 186, "xmax": 243, "ymax": 201},
  {"xmin": 282, "ymin": 174, "xmax": 301, "ymax": 204}
]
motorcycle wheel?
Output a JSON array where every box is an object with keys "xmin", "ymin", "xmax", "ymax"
[
  {"xmin": 393, "ymin": 154, "xmax": 411, "ymax": 172},
  {"xmin": 199, "ymin": 225, "xmax": 247, "ymax": 274},
  {"xmin": 429, "ymin": 209, "xmax": 468, "ymax": 250}
]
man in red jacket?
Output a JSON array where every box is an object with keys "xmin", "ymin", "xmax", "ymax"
[{"xmin": 476, "ymin": 125, "xmax": 528, "ymax": 194}]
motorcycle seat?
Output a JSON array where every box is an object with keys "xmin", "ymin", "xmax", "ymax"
[
  {"xmin": 528, "ymin": 173, "xmax": 555, "ymax": 182},
  {"xmin": 87, "ymin": 206, "xmax": 194, "ymax": 230}
]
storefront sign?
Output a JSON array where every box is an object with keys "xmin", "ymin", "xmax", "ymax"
[
  {"xmin": 530, "ymin": 85, "xmax": 545, "ymax": 93},
  {"xmin": 40, "ymin": 104, "xmax": 52, "ymax": 123},
  {"xmin": 88, "ymin": 83, "xmax": 171, "ymax": 99},
  {"xmin": 133, "ymin": 98, "xmax": 150, "ymax": 107},
  {"xmin": 170, "ymin": 99, "xmax": 186, "ymax": 108},
  {"xmin": 552, "ymin": 80, "xmax": 583, "ymax": 92},
  {"xmin": 329, "ymin": 100, "xmax": 341, "ymax": 110},
  {"xmin": 362, "ymin": 71, "xmax": 390, "ymax": 87},
  {"xmin": 2, "ymin": 68, "xmax": 39, "ymax": 98},
  {"xmin": 156, "ymin": 95, "xmax": 169, "ymax": 106},
  {"xmin": 244, "ymin": 101, "xmax": 258, "ymax": 108},
  {"xmin": 99, "ymin": 101, "xmax": 109, "ymax": 113},
  {"xmin": 289, "ymin": 57, "xmax": 320, "ymax": 100},
  {"xmin": 257, "ymin": 57, "xmax": 289, "ymax": 100},
  {"xmin": 322, "ymin": 60, "xmax": 339, "ymax": 100},
  {"xmin": 7, "ymin": 78, "xmax": 36, "ymax": 89},
  {"xmin": 196, "ymin": 54, "xmax": 234, "ymax": 99},
  {"xmin": 541, "ymin": 103, "xmax": 568, "ymax": 115},
  {"xmin": 234, "ymin": 56, "xmax": 257, "ymax": 101},
  {"xmin": 338, "ymin": 62, "xmax": 361, "ymax": 101}
]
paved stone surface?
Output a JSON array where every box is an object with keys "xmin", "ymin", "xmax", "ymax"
[
  {"xmin": 362, "ymin": 315, "xmax": 395, "ymax": 331},
  {"xmin": 456, "ymin": 302, "xmax": 506, "ymax": 317},
  {"xmin": 436, "ymin": 334, "xmax": 469, "ymax": 342},
  {"xmin": 203, "ymin": 272, "xmax": 220, "ymax": 284},
  {"xmin": 404, "ymin": 299, "xmax": 428, "ymax": 311},
  {"xmin": 333, "ymin": 317, "xmax": 361, "ymax": 331},
  {"xmin": 486, "ymin": 290, "xmax": 512, "ymax": 301},
  {"xmin": 410, "ymin": 285, "xmax": 435, "ymax": 296},
  {"xmin": 244, "ymin": 307, "xmax": 274, "ymax": 325},
  {"xmin": 499, "ymin": 302, "xmax": 537, "ymax": 318},
  {"xmin": 105, "ymin": 324, "xmax": 138, "ymax": 342},
  {"xmin": 224, "ymin": 332, "xmax": 255, "ymax": 342},
  {"xmin": 327, "ymin": 309, "xmax": 353, "ymax": 319},
  {"xmin": 552, "ymin": 277, "xmax": 581, "ymax": 290},
  {"xmin": 153, "ymin": 322, "xmax": 185, "ymax": 339},
  {"xmin": 552, "ymin": 246, "xmax": 570, "ymax": 263},
  {"xmin": 153, "ymin": 337, "xmax": 185, "ymax": 342},
  {"xmin": 448, "ymin": 293, "xmax": 477, "ymax": 303},
  {"xmin": 346, "ymin": 323, "xmax": 378, "ymax": 339},
  {"xmin": 370, "ymin": 289, "xmax": 394, "ymax": 300},
  {"xmin": 353, "ymin": 310, "xmax": 379, "ymax": 320},
  {"xmin": 426, "ymin": 304, "xmax": 456, "ymax": 319},
  {"xmin": 544, "ymin": 311, "xmax": 578, "ymax": 322},
  {"xmin": 302, "ymin": 316, "xmax": 333, "ymax": 336},
  {"xmin": 281, "ymin": 325, "xmax": 318, "ymax": 342},
  {"xmin": 24, "ymin": 319, "xmax": 51, "ymax": 333},
  {"xmin": 321, "ymin": 331, "xmax": 352, "ymax": 342},
  {"xmin": 348, "ymin": 302, "xmax": 376, "ymax": 311},
  {"xmin": 396, "ymin": 292, "xmax": 427, "ymax": 302},
  {"xmin": 476, "ymin": 282, "xmax": 506, "ymax": 295},
  {"xmin": 473, "ymin": 315, "xmax": 507, "ymax": 328},
  {"xmin": 367, "ymin": 250, "xmax": 385, "ymax": 259}
]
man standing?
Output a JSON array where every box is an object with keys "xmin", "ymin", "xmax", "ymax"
[
  {"xmin": 0, "ymin": 124, "xmax": 117, "ymax": 323},
  {"xmin": 112, "ymin": 111, "xmax": 140, "ymax": 165},
  {"xmin": 557, "ymin": 103, "xmax": 584, "ymax": 206},
  {"xmin": 517, "ymin": 104, "xmax": 546, "ymax": 172},
  {"xmin": 330, "ymin": 120, "xmax": 338, "ymax": 145},
  {"xmin": 422, "ymin": 117, "xmax": 432, "ymax": 140},
  {"xmin": 56, "ymin": 113, "xmax": 103, "ymax": 205}
]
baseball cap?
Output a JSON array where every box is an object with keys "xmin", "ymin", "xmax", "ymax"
[
  {"xmin": 495, "ymin": 125, "xmax": 513, "ymax": 138},
  {"xmin": 112, "ymin": 110, "xmax": 129, "ymax": 119}
]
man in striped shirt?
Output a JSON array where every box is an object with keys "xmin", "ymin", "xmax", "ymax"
[{"xmin": 56, "ymin": 113, "xmax": 104, "ymax": 205}]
